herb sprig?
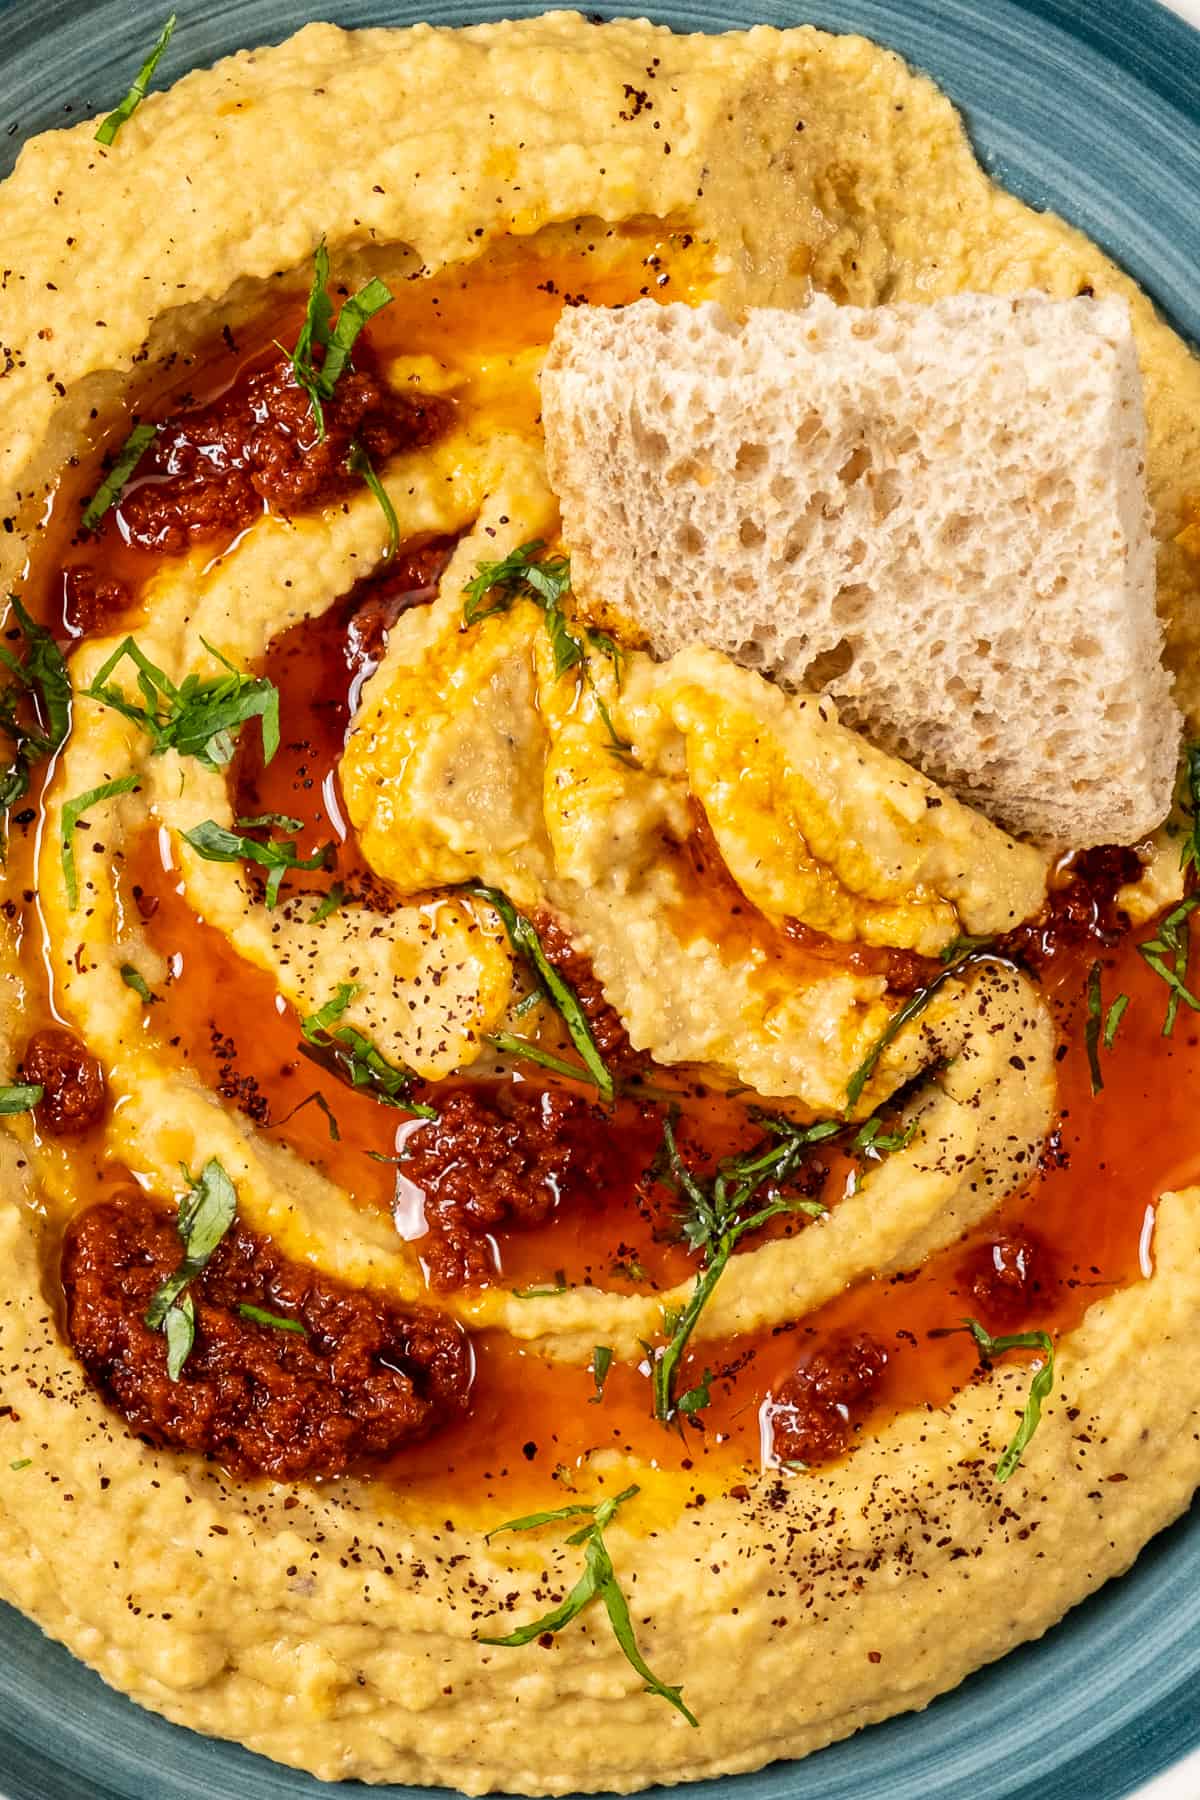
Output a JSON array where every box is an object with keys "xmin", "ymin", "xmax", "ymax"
[
  {"xmin": 286, "ymin": 241, "xmax": 393, "ymax": 441},
  {"xmin": 845, "ymin": 941, "xmax": 993, "ymax": 1112},
  {"xmin": 0, "ymin": 1084, "xmax": 43, "ymax": 1114},
  {"xmin": 479, "ymin": 1485, "xmax": 697, "ymax": 1726},
  {"xmin": 145, "ymin": 1159, "xmax": 238, "ymax": 1379},
  {"xmin": 61, "ymin": 775, "xmax": 139, "ymax": 907},
  {"xmin": 346, "ymin": 440, "xmax": 399, "ymax": 560},
  {"xmin": 469, "ymin": 886, "xmax": 614, "ymax": 1103},
  {"xmin": 651, "ymin": 1112, "xmax": 834, "ymax": 1421},
  {"xmin": 962, "ymin": 1317, "xmax": 1055, "ymax": 1482},
  {"xmin": 182, "ymin": 819, "xmax": 332, "ymax": 909},
  {"xmin": 1180, "ymin": 741, "xmax": 1200, "ymax": 879},
  {"xmin": 486, "ymin": 1029, "xmax": 609, "ymax": 1091},
  {"xmin": 95, "ymin": 13, "xmax": 176, "ymax": 147},
  {"xmin": 0, "ymin": 595, "xmax": 71, "ymax": 843},
  {"xmin": 81, "ymin": 424, "xmax": 158, "ymax": 530},
  {"xmin": 462, "ymin": 542, "xmax": 576, "ymax": 664},
  {"xmin": 1138, "ymin": 896, "xmax": 1200, "ymax": 1036},
  {"xmin": 237, "ymin": 1302, "xmax": 306, "ymax": 1336},
  {"xmin": 85, "ymin": 636, "xmax": 279, "ymax": 770},
  {"xmin": 299, "ymin": 984, "xmax": 436, "ymax": 1119}
]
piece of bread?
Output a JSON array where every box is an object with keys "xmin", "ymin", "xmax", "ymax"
[{"xmin": 541, "ymin": 294, "xmax": 1181, "ymax": 847}]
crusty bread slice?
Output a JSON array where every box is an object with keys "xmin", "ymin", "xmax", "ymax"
[{"xmin": 541, "ymin": 294, "xmax": 1181, "ymax": 847}]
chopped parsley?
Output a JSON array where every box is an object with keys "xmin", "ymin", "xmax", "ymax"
[
  {"xmin": 120, "ymin": 962, "xmax": 159, "ymax": 1005},
  {"xmin": 0, "ymin": 1084, "xmax": 43, "ymax": 1114},
  {"xmin": 236, "ymin": 1303, "xmax": 307, "ymax": 1335},
  {"xmin": 181, "ymin": 818, "xmax": 332, "ymax": 909},
  {"xmin": 145, "ymin": 1159, "xmax": 238, "ymax": 1379},
  {"xmin": 1138, "ymin": 896, "xmax": 1200, "ymax": 1036},
  {"xmin": 346, "ymin": 440, "xmax": 399, "ymax": 560},
  {"xmin": 1103, "ymin": 992, "xmax": 1130, "ymax": 1050},
  {"xmin": 8, "ymin": 1458, "xmax": 31, "ymax": 1472},
  {"xmin": 236, "ymin": 812, "xmax": 303, "ymax": 832},
  {"xmin": 0, "ymin": 594, "xmax": 72, "ymax": 846},
  {"xmin": 1180, "ymin": 741, "xmax": 1200, "ymax": 879},
  {"xmin": 650, "ymin": 1112, "xmax": 833, "ymax": 1422},
  {"xmin": 962, "ymin": 1317, "xmax": 1055, "ymax": 1483},
  {"xmin": 845, "ymin": 941, "xmax": 993, "ymax": 1113},
  {"xmin": 512, "ymin": 1272, "xmax": 568, "ymax": 1298},
  {"xmin": 270, "ymin": 1088, "xmax": 341, "ymax": 1142},
  {"xmin": 286, "ymin": 241, "xmax": 393, "ymax": 441},
  {"xmin": 590, "ymin": 1345, "xmax": 613, "ymax": 1402},
  {"xmin": 851, "ymin": 1113, "xmax": 918, "ymax": 1158},
  {"xmin": 298, "ymin": 983, "xmax": 436, "ymax": 1119},
  {"xmin": 1085, "ymin": 960, "xmax": 1105, "ymax": 1095},
  {"xmin": 462, "ymin": 540, "xmax": 584, "ymax": 676},
  {"xmin": 479, "ymin": 1485, "xmax": 697, "ymax": 1726},
  {"xmin": 486, "ymin": 1029, "xmax": 608, "ymax": 1091},
  {"xmin": 81, "ymin": 423, "xmax": 158, "ymax": 530},
  {"xmin": 1085, "ymin": 961, "xmax": 1131, "ymax": 1093},
  {"xmin": 61, "ymin": 775, "xmax": 139, "ymax": 908},
  {"xmin": 85, "ymin": 636, "xmax": 279, "ymax": 770},
  {"xmin": 469, "ymin": 886, "xmax": 614, "ymax": 1103},
  {"xmin": 94, "ymin": 13, "xmax": 177, "ymax": 146},
  {"xmin": 310, "ymin": 881, "xmax": 346, "ymax": 924}
]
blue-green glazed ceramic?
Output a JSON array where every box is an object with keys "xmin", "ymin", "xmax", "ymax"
[{"xmin": 1, "ymin": 0, "xmax": 1199, "ymax": 1794}]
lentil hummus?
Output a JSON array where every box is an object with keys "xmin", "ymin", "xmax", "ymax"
[{"xmin": 0, "ymin": 13, "xmax": 1199, "ymax": 1793}]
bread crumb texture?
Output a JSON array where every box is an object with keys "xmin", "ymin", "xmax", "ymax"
[{"xmin": 543, "ymin": 295, "xmax": 1181, "ymax": 847}]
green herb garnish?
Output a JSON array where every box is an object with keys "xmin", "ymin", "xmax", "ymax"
[
  {"xmin": 1103, "ymin": 992, "xmax": 1129, "ymax": 1050},
  {"xmin": 9, "ymin": 1458, "xmax": 32, "ymax": 1472},
  {"xmin": 513, "ymin": 1271, "xmax": 568, "ymax": 1298},
  {"xmin": 469, "ymin": 886, "xmax": 613, "ymax": 1103},
  {"xmin": 298, "ymin": 983, "xmax": 436, "ymax": 1119},
  {"xmin": 310, "ymin": 881, "xmax": 346, "ymax": 924},
  {"xmin": 120, "ymin": 962, "xmax": 159, "ymax": 1005},
  {"xmin": 145, "ymin": 1159, "xmax": 238, "ymax": 1379},
  {"xmin": 479, "ymin": 1484, "xmax": 697, "ymax": 1726},
  {"xmin": 650, "ymin": 1112, "xmax": 831, "ymax": 1422},
  {"xmin": 962, "ymin": 1317, "xmax": 1055, "ymax": 1483},
  {"xmin": 938, "ymin": 933, "xmax": 994, "ymax": 964},
  {"xmin": 0, "ymin": 594, "xmax": 72, "ymax": 842},
  {"xmin": 0, "ymin": 1084, "xmax": 43, "ymax": 1114},
  {"xmin": 486, "ymin": 1030, "xmax": 607, "ymax": 1090},
  {"xmin": 346, "ymin": 440, "xmax": 399, "ymax": 560},
  {"xmin": 1180, "ymin": 742, "xmax": 1200, "ymax": 879},
  {"xmin": 236, "ymin": 1303, "xmax": 307, "ymax": 1335},
  {"xmin": 463, "ymin": 540, "xmax": 583, "ymax": 676},
  {"xmin": 236, "ymin": 812, "xmax": 303, "ymax": 832},
  {"xmin": 590, "ymin": 1345, "xmax": 613, "ymax": 1402},
  {"xmin": 851, "ymin": 1113, "xmax": 919, "ymax": 1158},
  {"xmin": 85, "ymin": 635, "xmax": 279, "ymax": 770},
  {"xmin": 845, "ymin": 943, "xmax": 992, "ymax": 1112},
  {"xmin": 61, "ymin": 775, "xmax": 139, "ymax": 907},
  {"xmin": 286, "ymin": 241, "xmax": 393, "ymax": 441},
  {"xmin": 95, "ymin": 13, "xmax": 176, "ymax": 146},
  {"xmin": 81, "ymin": 423, "xmax": 158, "ymax": 529},
  {"xmin": 181, "ymin": 819, "xmax": 331, "ymax": 909},
  {"xmin": 1139, "ymin": 896, "xmax": 1200, "ymax": 1036},
  {"xmin": 1085, "ymin": 960, "xmax": 1105, "ymax": 1095},
  {"xmin": 271, "ymin": 1088, "xmax": 341, "ymax": 1142}
]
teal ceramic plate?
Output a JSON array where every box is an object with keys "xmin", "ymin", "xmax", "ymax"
[{"xmin": 1, "ymin": 0, "xmax": 1199, "ymax": 1795}]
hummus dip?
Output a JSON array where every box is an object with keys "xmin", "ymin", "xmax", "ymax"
[{"xmin": 0, "ymin": 13, "xmax": 1199, "ymax": 1793}]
